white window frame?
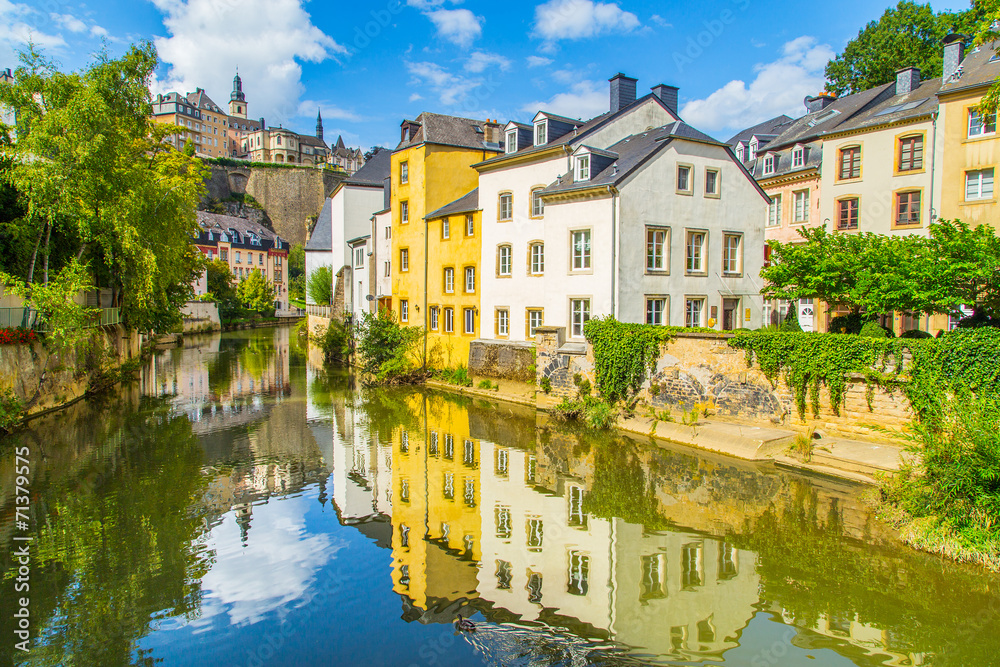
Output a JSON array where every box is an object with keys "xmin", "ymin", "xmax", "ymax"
[
  {"xmin": 400, "ymin": 248, "xmax": 409, "ymax": 272},
  {"xmin": 506, "ymin": 130, "xmax": 517, "ymax": 153},
  {"xmin": 570, "ymin": 298, "xmax": 591, "ymax": 338},
  {"xmin": 792, "ymin": 189, "xmax": 810, "ymax": 223},
  {"xmin": 464, "ymin": 266, "xmax": 475, "ymax": 293},
  {"xmin": 575, "ymin": 155, "xmax": 590, "ymax": 181},
  {"xmin": 465, "ymin": 214, "xmax": 474, "ymax": 236},
  {"xmin": 528, "ymin": 309, "xmax": 544, "ymax": 338},
  {"xmin": 430, "ymin": 306, "xmax": 439, "ymax": 331},
  {"xmin": 685, "ymin": 230, "xmax": 707, "ymax": 274},
  {"xmin": 530, "ymin": 243, "xmax": 544, "ymax": 275},
  {"xmin": 792, "ymin": 146, "xmax": 804, "ymax": 168},
  {"xmin": 966, "ymin": 168, "xmax": 995, "ymax": 200},
  {"xmin": 354, "ymin": 247, "xmax": 365, "ymax": 268},
  {"xmin": 762, "ymin": 154, "xmax": 775, "ymax": 175},
  {"xmin": 722, "ymin": 233, "xmax": 742, "ymax": 276},
  {"xmin": 685, "ymin": 297, "xmax": 705, "ymax": 328},
  {"xmin": 646, "ymin": 297, "xmax": 667, "ymax": 326},
  {"xmin": 767, "ymin": 194, "xmax": 782, "ymax": 227},
  {"xmin": 400, "ymin": 161, "xmax": 409, "ymax": 184},
  {"xmin": 534, "ymin": 120, "xmax": 547, "ymax": 146},
  {"xmin": 499, "ymin": 193, "xmax": 513, "ymax": 221},
  {"xmin": 442, "ymin": 217, "xmax": 450, "ymax": 239},
  {"xmin": 677, "ymin": 165, "xmax": 692, "ymax": 193},
  {"xmin": 571, "ymin": 230, "xmax": 592, "ymax": 271},
  {"xmin": 496, "ymin": 308, "xmax": 509, "ymax": 337},
  {"xmin": 401, "ymin": 299, "xmax": 409, "ymax": 323},
  {"xmin": 705, "ymin": 168, "xmax": 720, "ymax": 196},
  {"xmin": 531, "ymin": 188, "xmax": 544, "ymax": 217},
  {"xmin": 444, "ymin": 308, "xmax": 454, "ymax": 333},
  {"xmin": 498, "ymin": 245, "xmax": 512, "ymax": 276},
  {"xmin": 444, "ymin": 268, "xmax": 455, "ymax": 293},
  {"xmin": 464, "ymin": 308, "xmax": 475, "ymax": 334},
  {"xmin": 645, "ymin": 226, "xmax": 669, "ymax": 272},
  {"xmin": 969, "ymin": 109, "xmax": 997, "ymax": 137},
  {"xmin": 401, "ymin": 200, "xmax": 409, "ymax": 224}
]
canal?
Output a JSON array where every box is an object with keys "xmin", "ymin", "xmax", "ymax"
[{"xmin": 1, "ymin": 326, "xmax": 998, "ymax": 666}]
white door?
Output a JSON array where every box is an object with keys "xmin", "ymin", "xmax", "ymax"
[{"xmin": 798, "ymin": 298, "xmax": 815, "ymax": 332}]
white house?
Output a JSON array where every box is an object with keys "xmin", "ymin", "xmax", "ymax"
[
  {"xmin": 304, "ymin": 148, "xmax": 390, "ymax": 307},
  {"xmin": 372, "ymin": 207, "xmax": 392, "ymax": 313},
  {"xmin": 346, "ymin": 234, "xmax": 371, "ymax": 322}
]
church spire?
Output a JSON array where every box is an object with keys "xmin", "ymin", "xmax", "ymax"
[{"xmin": 316, "ymin": 108, "xmax": 324, "ymax": 142}]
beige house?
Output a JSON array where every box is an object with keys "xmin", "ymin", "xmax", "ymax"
[{"xmin": 151, "ymin": 88, "xmax": 231, "ymax": 158}]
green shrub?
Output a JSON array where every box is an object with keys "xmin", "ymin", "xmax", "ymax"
[
  {"xmin": 552, "ymin": 396, "xmax": 617, "ymax": 430},
  {"xmin": 901, "ymin": 329, "xmax": 932, "ymax": 339},
  {"xmin": 355, "ymin": 309, "xmax": 423, "ymax": 384},
  {"xmin": 859, "ymin": 320, "xmax": 889, "ymax": 338},
  {"xmin": 477, "ymin": 379, "xmax": 493, "ymax": 390},
  {"xmin": 314, "ymin": 320, "xmax": 350, "ymax": 363},
  {"xmin": 780, "ymin": 308, "xmax": 802, "ymax": 332},
  {"xmin": 828, "ymin": 312, "xmax": 875, "ymax": 335},
  {"xmin": 540, "ymin": 376, "xmax": 552, "ymax": 394},
  {"xmin": 0, "ymin": 389, "xmax": 24, "ymax": 432}
]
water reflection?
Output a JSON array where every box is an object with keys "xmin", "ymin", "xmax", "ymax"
[{"xmin": 1, "ymin": 326, "xmax": 998, "ymax": 667}]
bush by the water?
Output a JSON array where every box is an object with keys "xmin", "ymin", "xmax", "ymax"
[
  {"xmin": 552, "ymin": 396, "xmax": 617, "ymax": 430},
  {"xmin": 355, "ymin": 309, "xmax": 423, "ymax": 384}
]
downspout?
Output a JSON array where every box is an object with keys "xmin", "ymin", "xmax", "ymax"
[
  {"xmin": 928, "ymin": 109, "xmax": 939, "ymax": 334},
  {"xmin": 422, "ymin": 213, "xmax": 429, "ymax": 370},
  {"xmin": 609, "ymin": 186, "xmax": 618, "ymax": 319}
]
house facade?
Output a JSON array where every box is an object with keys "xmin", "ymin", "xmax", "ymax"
[{"xmin": 192, "ymin": 211, "xmax": 290, "ymax": 311}]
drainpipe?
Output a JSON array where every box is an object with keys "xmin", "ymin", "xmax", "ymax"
[
  {"xmin": 609, "ymin": 186, "xmax": 618, "ymax": 319},
  {"xmin": 422, "ymin": 213, "xmax": 429, "ymax": 369},
  {"xmin": 929, "ymin": 110, "xmax": 939, "ymax": 228}
]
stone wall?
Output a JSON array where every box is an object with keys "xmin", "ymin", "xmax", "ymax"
[
  {"xmin": 468, "ymin": 339, "xmax": 535, "ymax": 382},
  {"xmin": 205, "ymin": 165, "xmax": 345, "ymax": 246},
  {"xmin": 535, "ymin": 326, "xmax": 914, "ymax": 442},
  {"xmin": 0, "ymin": 325, "xmax": 141, "ymax": 417},
  {"xmin": 180, "ymin": 301, "xmax": 221, "ymax": 333}
]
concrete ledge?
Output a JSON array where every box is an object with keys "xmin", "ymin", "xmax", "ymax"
[
  {"xmin": 425, "ymin": 379, "xmax": 536, "ymax": 408},
  {"xmin": 619, "ymin": 416, "xmax": 796, "ymax": 460}
]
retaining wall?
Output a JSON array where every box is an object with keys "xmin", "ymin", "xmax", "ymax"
[
  {"xmin": 534, "ymin": 326, "xmax": 913, "ymax": 442},
  {"xmin": 468, "ymin": 339, "xmax": 535, "ymax": 382},
  {"xmin": 181, "ymin": 301, "xmax": 221, "ymax": 333}
]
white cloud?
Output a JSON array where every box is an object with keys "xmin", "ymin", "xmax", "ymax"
[
  {"xmin": 521, "ymin": 79, "xmax": 606, "ymax": 119},
  {"xmin": 406, "ymin": 60, "xmax": 482, "ymax": 106},
  {"xmin": 680, "ymin": 36, "xmax": 833, "ymax": 133},
  {"xmin": 526, "ymin": 55, "xmax": 552, "ymax": 68},
  {"xmin": 406, "ymin": 0, "xmax": 447, "ymax": 8},
  {"xmin": 650, "ymin": 14, "xmax": 671, "ymax": 28},
  {"xmin": 296, "ymin": 99, "xmax": 360, "ymax": 122},
  {"xmin": 152, "ymin": 0, "xmax": 346, "ymax": 127},
  {"xmin": 90, "ymin": 25, "xmax": 109, "ymax": 38},
  {"xmin": 50, "ymin": 13, "xmax": 87, "ymax": 33},
  {"xmin": 409, "ymin": 92, "xmax": 423, "ymax": 102},
  {"xmin": 465, "ymin": 51, "xmax": 510, "ymax": 73},
  {"xmin": 534, "ymin": 0, "xmax": 640, "ymax": 43},
  {"xmin": 0, "ymin": 0, "xmax": 66, "ymax": 66},
  {"xmin": 426, "ymin": 8, "xmax": 482, "ymax": 47}
]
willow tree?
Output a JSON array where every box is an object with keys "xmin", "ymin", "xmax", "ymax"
[{"xmin": 0, "ymin": 42, "xmax": 207, "ymax": 334}]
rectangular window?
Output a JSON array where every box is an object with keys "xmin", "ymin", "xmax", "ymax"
[
  {"xmin": 221, "ymin": 249, "xmax": 228, "ymax": 261},
  {"xmin": 723, "ymin": 234, "xmax": 742, "ymax": 275},
  {"xmin": 235, "ymin": 251, "xmax": 241, "ymax": 263},
  {"xmin": 497, "ymin": 246, "xmax": 512, "ymax": 276},
  {"xmin": 895, "ymin": 190, "xmax": 921, "ymax": 225},
  {"xmin": 767, "ymin": 194, "xmax": 782, "ymax": 227},
  {"xmin": 401, "ymin": 200, "xmax": 409, "ymax": 224},
  {"xmin": 400, "ymin": 299, "xmax": 409, "ymax": 323},
  {"xmin": 430, "ymin": 306, "xmax": 439, "ymax": 331},
  {"xmin": 646, "ymin": 297, "xmax": 666, "ymax": 325},
  {"xmin": 527, "ymin": 309, "xmax": 543, "ymax": 338},
  {"xmin": 685, "ymin": 298, "xmax": 704, "ymax": 328},
  {"xmin": 576, "ymin": 155, "xmax": 590, "ymax": 181},
  {"xmin": 792, "ymin": 147, "xmax": 804, "ymax": 168},
  {"xmin": 685, "ymin": 231, "xmax": 706, "ymax": 274},
  {"xmin": 571, "ymin": 230, "xmax": 591, "ymax": 270},
  {"xmin": 568, "ymin": 551, "xmax": 589, "ymax": 596},
  {"xmin": 466, "ymin": 214, "xmax": 474, "ymax": 236},
  {"xmin": 506, "ymin": 130, "xmax": 517, "ymax": 153},
  {"xmin": 792, "ymin": 189, "xmax": 809, "ymax": 223},
  {"xmin": 444, "ymin": 308, "xmax": 454, "ymax": 333},
  {"xmin": 442, "ymin": 217, "xmax": 450, "ymax": 239},
  {"xmin": 677, "ymin": 165, "xmax": 691, "ymax": 192},
  {"xmin": 464, "ymin": 308, "xmax": 475, "ymax": 334},
  {"xmin": 705, "ymin": 169, "xmax": 719, "ymax": 196},
  {"xmin": 898, "ymin": 135, "xmax": 923, "ymax": 171},
  {"xmin": 444, "ymin": 268, "xmax": 454, "ymax": 293},
  {"xmin": 354, "ymin": 247, "xmax": 365, "ymax": 268},
  {"xmin": 495, "ymin": 308, "xmax": 509, "ymax": 337},
  {"xmin": 645, "ymin": 227, "xmax": 668, "ymax": 272},
  {"xmin": 535, "ymin": 121, "xmax": 547, "ymax": 145},
  {"xmin": 966, "ymin": 169, "xmax": 995, "ymax": 200},
  {"xmin": 400, "ymin": 248, "xmax": 409, "ymax": 272},
  {"xmin": 530, "ymin": 243, "xmax": 544, "ymax": 275},
  {"xmin": 499, "ymin": 193, "xmax": 512, "ymax": 221},
  {"xmin": 838, "ymin": 198, "xmax": 859, "ymax": 230},
  {"xmin": 464, "ymin": 266, "xmax": 475, "ymax": 293},
  {"xmin": 838, "ymin": 146, "xmax": 861, "ymax": 180},
  {"xmin": 571, "ymin": 299, "xmax": 591, "ymax": 338},
  {"xmin": 384, "ymin": 260, "xmax": 390, "ymax": 277},
  {"xmin": 400, "ymin": 161, "xmax": 408, "ymax": 184},
  {"xmin": 969, "ymin": 109, "xmax": 997, "ymax": 137},
  {"xmin": 531, "ymin": 189, "xmax": 544, "ymax": 217},
  {"xmin": 762, "ymin": 155, "xmax": 775, "ymax": 175}
]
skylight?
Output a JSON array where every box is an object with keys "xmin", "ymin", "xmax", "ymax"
[
  {"xmin": 807, "ymin": 109, "xmax": 841, "ymax": 127},
  {"xmin": 874, "ymin": 99, "xmax": 927, "ymax": 116}
]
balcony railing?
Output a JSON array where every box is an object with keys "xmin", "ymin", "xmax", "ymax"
[
  {"xmin": 0, "ymin": 307, "xmax": 121, "ymax": 331},
  {"xmin": 306, "ymin": 304, "xmax": 332, "ymax": 319}
]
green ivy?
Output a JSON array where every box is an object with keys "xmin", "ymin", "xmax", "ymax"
[{"xmin": 583, "ymin": 317, "xmax": 715, "ymax": 404}]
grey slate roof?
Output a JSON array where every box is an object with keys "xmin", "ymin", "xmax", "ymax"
[
  {"xmin": 749, "ymin": 142, "xmax": 822, "ymax": 180},
  {"xmin": 824, "ymin": 77, "xmax": 941, "ymax": 135},
  {"xmin": 198, "ymin": 211, "xmax": 274, "ymax": 239},
  {"xmin": 345, "ymin": 147, "xmax": 391, "ymax": 187},
  {"xmin": 541, "ymin": 121, "xmax": 724, "ymax": 196},
  {"xmin": 725, "ymin": 115, "xmax": 794, "ymax": 147},
  {"xmin": 426, "ymin": 188, "xmax": 479, "ymax": 219},
  {"xmin": 940, "ymin": 42, "xmax": 1000, "ymax": 95},
  {"xmin": 304, "ymin": 197, "xmax": 334, "ymax": 251},
  {"xmin": 395, "ymin": 112, "xmax": 500, "ymax": 152}
]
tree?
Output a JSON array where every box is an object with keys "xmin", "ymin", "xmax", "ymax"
[
  {"xmin": 922, "ymin": 219, "xmax": 1000, "ymax": 318},
  {"xmin": 307, "ymin": 265, "xmax": 333, "ymax": 305},
  {"xmin": 206, "ymin": 259, "xmax": 241, "ymax": 320},
  {"xmin": 364, "ymin": 146, "xmax": 385, "ymax": 161},
  {"xmin": 0, "ymin": 43, "xmax": 207, "ymax": 334},
  {"xmin": 183, "ymin": 139, "xmax": 195, "ymax": 156},
  {"xmin": 969, "ymin": 0, "xmax": 1000, "ymax": 113},
  {"xmin": 288, "ymin": 243, "xmax": 305, "ymax": 302},
  {"xmin": 824, "ymin": 2, "xmax": 963, "ymax": 96},
  {"xmin": 355, "ymin": 308, "xmax": 423, "ymax": 383},
  {"xmin": 236, "ymin": 270, "xmax": 276, "ymax": 316}
]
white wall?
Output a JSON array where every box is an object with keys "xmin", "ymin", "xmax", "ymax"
[
  {"xmin": 347, "ymin": 238, "xmax": 371, "ymax": 322},
  {"xmin": 373, "ymin": 210, "xmax": 392, "ymax": 304},
  {"xmin": 304, "ymin": 250, "xmax": 334, "ymax": 305}
]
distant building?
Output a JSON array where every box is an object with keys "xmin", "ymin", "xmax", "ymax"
[
  {"xmin": 0, "ymin": 67, "xmax": 15, "ymax": 135},
  {"xmin": 151, "ymin": 88, "xmax": 233, "ymax": 158},
  {"xmin": 331, "ymin": 135, "xmax": 365, "ymax": 174}
]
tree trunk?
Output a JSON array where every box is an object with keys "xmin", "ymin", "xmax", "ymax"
[
  {"xmin": 42, "ymin": 221, "xmax": 52, "ymax": 284},
  {"xmin": 26, "ymin": 222, "xmax": 45, "ymax": 284}
]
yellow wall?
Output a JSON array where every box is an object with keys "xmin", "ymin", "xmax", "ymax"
[
  {"xmin": 939, "ymin": 88, "xmax": 1000, "ymax": 228},
  {"xmin": 391, "ymin": 143, "xmax": 493, "ymax": 369},
  {"xmin": 390, "ymin": 394, "xmax": 482, "ymax": 609},
  {"xmin": 426, "ymin": 209, "xmax": 482, "ymax": 368}
]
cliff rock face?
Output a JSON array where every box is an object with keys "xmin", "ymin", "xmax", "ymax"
[{"xmin": 204, "ymin": 165, "xmax": 346, "ymax": 246}]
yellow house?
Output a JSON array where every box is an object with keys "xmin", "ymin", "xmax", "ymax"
[
  {"xmin": 390, "ymin": 113, "xmax": 502, "ymax": 369},
  {"xmin": 937, "ymin": 37, "xmax": 1000, "ymax": 230},
  {"xmin": 425, "ymin": 190, "xmax": 481, "ymax": 368},
  {"xmin": 390, "ymin": 393, "xmax": 482, "ymax": 611}
]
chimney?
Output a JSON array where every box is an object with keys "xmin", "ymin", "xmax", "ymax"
[
  {"xmin": 609, "ymin": 73, "xmax": 637, "ymax": 113},
  {"xmin": 896, "ymin": 67, "xmax": 921, "ymax": 96},
  {"xmin": 803, "ymin": 92, "xmax": 837, "ymax": 113},
  {"xmin": 482, "ymin": 119, "xmax": 502, "ymax": 144},
  {"xmin": 943, "ymin": 33, "xmax": 966, "ymax": 81},
  {"xmin": 650, "ymin": 84, "xmax": 679, "ymax": 116}
]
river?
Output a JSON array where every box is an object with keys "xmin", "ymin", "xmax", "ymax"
[{"xmin": 1, "ymin": 325, "xmax": 998, "ymax": 666}]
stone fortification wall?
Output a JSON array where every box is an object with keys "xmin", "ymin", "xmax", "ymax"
[{"xmin": 535, "ymin": 327, "xmax": 913, "ymax": 442}]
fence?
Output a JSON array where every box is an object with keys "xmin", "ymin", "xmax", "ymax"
[
  {"xmin": 306, "ymin": 304, "xmax": 332, "ymax": 318},
  {"xmin": 0, "ymin": 307, "xmax": 121, "ymax": 331}
]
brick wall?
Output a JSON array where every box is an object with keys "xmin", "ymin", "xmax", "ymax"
[{"xmin": 535, "ymin": 327, "xmax": 914, "ymax": 441}]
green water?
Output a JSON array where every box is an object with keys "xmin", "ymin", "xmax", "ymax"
[{"xmin": 1, "ymin": 325, "xmax": 998, "ymax": 666}]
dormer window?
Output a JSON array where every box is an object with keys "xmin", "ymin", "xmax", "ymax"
[
  {"xmin": 736, "ymin": 145, "xmax": 745, "ymax": 162},
  {"xmin": 792, "ymin": 145, "xmax": 805, "ymax": 168},
  {"xmin": 748, "ymin": 138, "xmax": 758, "ymax": 161},
  {"xmin": 534, "ymin": 121, "xmax": 547, "ymax": 146},
  {"xmin": 576, "ymin": 155, "xmax": 590, "ymax": 181},
  {"xmin": 763, "ymin": 154, "xmax": 776, "ymax": 175},
  {"xmin": 506, "ymin": 130, "xmax": 517, "ymax": 154}
]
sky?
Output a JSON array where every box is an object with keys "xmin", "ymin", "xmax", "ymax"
[{"xmin": 0, "ymin": 0, "xmax": 972, "ymax": 149}]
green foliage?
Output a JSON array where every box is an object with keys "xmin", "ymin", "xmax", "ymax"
[
  {"xmin": 307, "ymin": 265, "xmax": 334, "ymax": 306},
  {"xmin": 1, "ymin": 259, "xmax": 96, "ymax": 352},
  {"xmin": 236, "ymin": 270, "xmax": 275, "ymax": 317},
  {"xmin": 552, "ymin": 395, "xmax": 617, "ymax": 430},
  {"xmin": 355, "ymin": 308, "xmax": 423, "ymax": 384},
  {"xmin": 572, "ymin": 373, "xmax": 592, "ymax": 397},
  {"xmin": 183, "ymin": 139, "xmax": 195, "ymax": 156},
  {"xmin": 860, "ymin": 320, "xmax": 890, "ymax": 338},
  {"xmin": 477, "ymin": 379, "xmax": 499, "ymax": 391},
  {"xmin": 824, "ymin": 1, "xmax": 972, "ymax": 96},
  {"xmin": 0, "ymin": 389, "xmax": 24, "ymax": 432},
  {"xmin": 584, "ymin": 317, "xmax": 682, "ymax": 404},
  {"xmin": 780, "ymin": 308, "xmax": 802, "ymax": 332},
  {"xmin": 314, "ymin": 320, "xmax": 350, "ymax": 364},
  {"xmin": 828, "ymin": 312, "xmax": 873, "ymax": 335},
  {"xmin": 435, "ymin": 365, "xmax": 472, "ymax": 387},
  {"xmin": 901, "ymin": 329, "xmax": 933, "ymax": 339},
  {"xmin": 539, "ymin": 376, "xmax": 552, "ymax": 394},
  {"xmin": 206, "ymin": 259, "xmax": 242, "ymax": 320}
]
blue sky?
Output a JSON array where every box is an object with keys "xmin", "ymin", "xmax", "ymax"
[{"xmin": 1, "ymin": 0, "xmax": 971, "ymax": 148}]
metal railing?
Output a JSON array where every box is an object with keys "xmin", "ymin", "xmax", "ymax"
[
  {"xmin": 306, "ymin": 304, "xmax": 332, "ymax": 318},
  {"xmin": 0, "ymin": 307, "xmax": 120, "ymax": 331}
]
